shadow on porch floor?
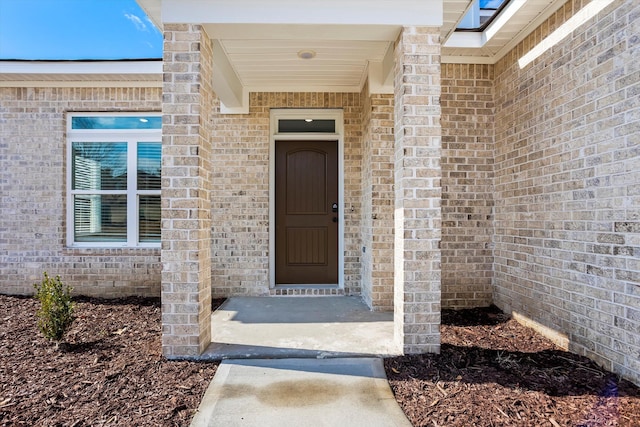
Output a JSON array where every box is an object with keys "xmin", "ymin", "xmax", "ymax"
[{"xmin": 201, "ymin": 296, "xmax": 399, "ymax": 359}]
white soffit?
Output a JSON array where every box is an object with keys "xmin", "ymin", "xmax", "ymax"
[{"xmin": 0, "ymin": 61, "xmax": 162, "ymax": 87}]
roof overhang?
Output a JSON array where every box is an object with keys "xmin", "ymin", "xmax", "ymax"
[
  {"xmin": 0, "ymin": 60, "xmax": 162, "ymax": 88},
  {"xmin": 136, "ymin": 0, "xmax": 444, "ymax": 112},
  {"xmin": 440, "ymin": 0, "xmax": 567, "ymax": 64}
]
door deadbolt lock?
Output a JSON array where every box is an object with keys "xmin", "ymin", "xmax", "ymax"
[{"xmin": 332, "ymin": 203, "xmax": 338, "ymax": 212}]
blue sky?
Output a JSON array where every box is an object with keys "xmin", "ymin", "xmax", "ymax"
[
  {"xmin": 480, "ymin": 0, "xmax": 505, "ymax": 9},
  {"xmin": 0, "ymin": 0, "xmax": 163, "ymax": 60}
]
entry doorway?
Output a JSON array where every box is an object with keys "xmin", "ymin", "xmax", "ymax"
[
  {"xmin": 269, "ymin": 109, "xmax": 344, "ymax": 288},
  {"xmin": 275, "ymin": 140, "xmax": 339, "ymax": 284}
]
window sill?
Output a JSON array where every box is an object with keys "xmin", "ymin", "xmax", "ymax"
[{"xmin": 63, "ymin": 246, "xmax": 161, "ymax": 256}]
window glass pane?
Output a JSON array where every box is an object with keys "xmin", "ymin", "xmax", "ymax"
[
  {"xmin": 74, "ymin": 195, "xmax": 127, "ymax": 242},
  {"xmin": 72, "ymin": 142, "xmax": 127, "ymax": 190},
  {"xmin": 139, "ymin": 196, "xmax": 160, "ymax": 242},
  {"xmin": 137, "ymin": 142, "xmax": 161, "ymax": 190},
  {"xmin": 72, "ymin": 116, "xmax": 162, "ymax": 130},
  {"xmin": 278, "ymin": 119, "xmax": 335, "ymax": 133}
]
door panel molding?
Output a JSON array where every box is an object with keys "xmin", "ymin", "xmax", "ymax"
[
  {"xmin": 285, "ymin": 148, "xmax": 328, "ymax": 215},
  {"xmin": 269, "ymin": 109, "xmax": 344, "ymax": 288},
  {"xmin": 286, "ymin": 227, "xmax": 328, "ymax": 265}
]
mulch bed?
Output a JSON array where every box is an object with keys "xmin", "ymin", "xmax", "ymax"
[
  {"xmin": 1, "ymin": 296, "xmax": 639, "ymax": 426},
  {"xmin": 385, "ymin": 306, "xmax": 640, "ymax": 427},
  {"xmin": 0, "ymin": 295, "xmax": 220, "ymax": 426}
]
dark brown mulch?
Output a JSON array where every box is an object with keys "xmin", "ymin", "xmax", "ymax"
[
  {"xmin": 0, "ymin": 295, "xmax": 220, "ymax": 426},
  {"xmin": 2, "ymin": 297, "xmax": 639, "ymax": 426},
  {"xmin": 385, "ymin": 305, "xmax": 640, "ymax": 427}
]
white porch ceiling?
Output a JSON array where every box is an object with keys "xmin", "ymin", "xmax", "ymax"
[{"xmin": 216, "ymin": 37, "xmax": 392, "ymax": 92}]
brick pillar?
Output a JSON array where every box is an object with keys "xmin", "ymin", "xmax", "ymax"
[
  {"xmin": 393, "ymin": 27, "xmax": 442, "ymax": 353},
  {"xmin": 161, "ymin": 24, "xmax": 214, "ymax": 357}
]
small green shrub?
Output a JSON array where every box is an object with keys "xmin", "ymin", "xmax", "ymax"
[{"xmin": 34, "ymin": 272, "xmax": 75, "ymax": 344}]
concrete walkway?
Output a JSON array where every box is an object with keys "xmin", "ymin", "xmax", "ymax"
[
  {"xmin": 190, "ymin": 358, "xmax": 412, "ymax": 427},
  {"xmin": 190, "ymin": 297, "xmax": 411, "ymax": 426}
]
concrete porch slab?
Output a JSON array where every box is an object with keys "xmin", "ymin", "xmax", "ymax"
[{"xmin": 201, "ymin": 296, "xmax": 399, "ymax": 359}]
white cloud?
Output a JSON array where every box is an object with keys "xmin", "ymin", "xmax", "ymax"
[{"xmin": 124, "ymin": 13, "xmax": 148, "ymax": 32}]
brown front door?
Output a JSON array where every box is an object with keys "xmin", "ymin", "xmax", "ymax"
[{"xmin": 275, "ymin": 140, "xmax": 339, "ymax": 284}]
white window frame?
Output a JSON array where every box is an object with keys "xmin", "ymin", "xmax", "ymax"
[{"xmin": 66, "ymin": 112, "xmax": 162, "ymax": 248}]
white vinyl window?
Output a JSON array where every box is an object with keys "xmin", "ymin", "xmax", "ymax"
[{"xmin": 66, "ymin": 113, "xmax": 162, "ymax": 247}]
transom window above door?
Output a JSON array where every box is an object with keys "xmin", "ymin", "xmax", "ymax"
[
  {"xmin": 278, "ymin": 119, "xmax": 335, "ymax": 133},
  {"xmin": 271, "ymin": 110, "xmax": 341, "ymax": 137},
  {"xmin": 66, "ymin": 113, "xmax": 161, "ymax": 248}
]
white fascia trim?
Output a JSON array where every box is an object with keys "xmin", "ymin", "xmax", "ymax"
[
  {"xmin": 204, "ymin": 24, "xmax": 402, "ymax": 42},
  {"xmin": 162, "ymin": 0, "xmax": 442, "ymax": 26},
  {"xmin": 443, "ymin": 31, "xmax": 485, "ymax": 48},
  {"xmin": 246, "ymin": 85, "xmax": 363, "ymax": 94},
  {"xmin": 0, "ymin": 61, "xmax": 162, "ymax": 88},
  {"xmin": 0, "ymin": 61, "xmax": 162, "ymax": 75}
]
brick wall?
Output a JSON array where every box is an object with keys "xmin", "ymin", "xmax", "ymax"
[
  {"xmin": 0, "ymin": 86, "xmax": 162, "ymax": 297},
  {"xmin": 210, "ymin": 92, "xmax": 363, "ymax": 297},
  {"xmin": 360, "ymin": 81, "xmax": 395, "ymax": 311},
  {"xmin": 493, "ymin": 0, "xmax": 640, "ymax": 384},
  {"xmin": 441, "ymin": 64, "xmax": 495, "ymax": 308}
]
